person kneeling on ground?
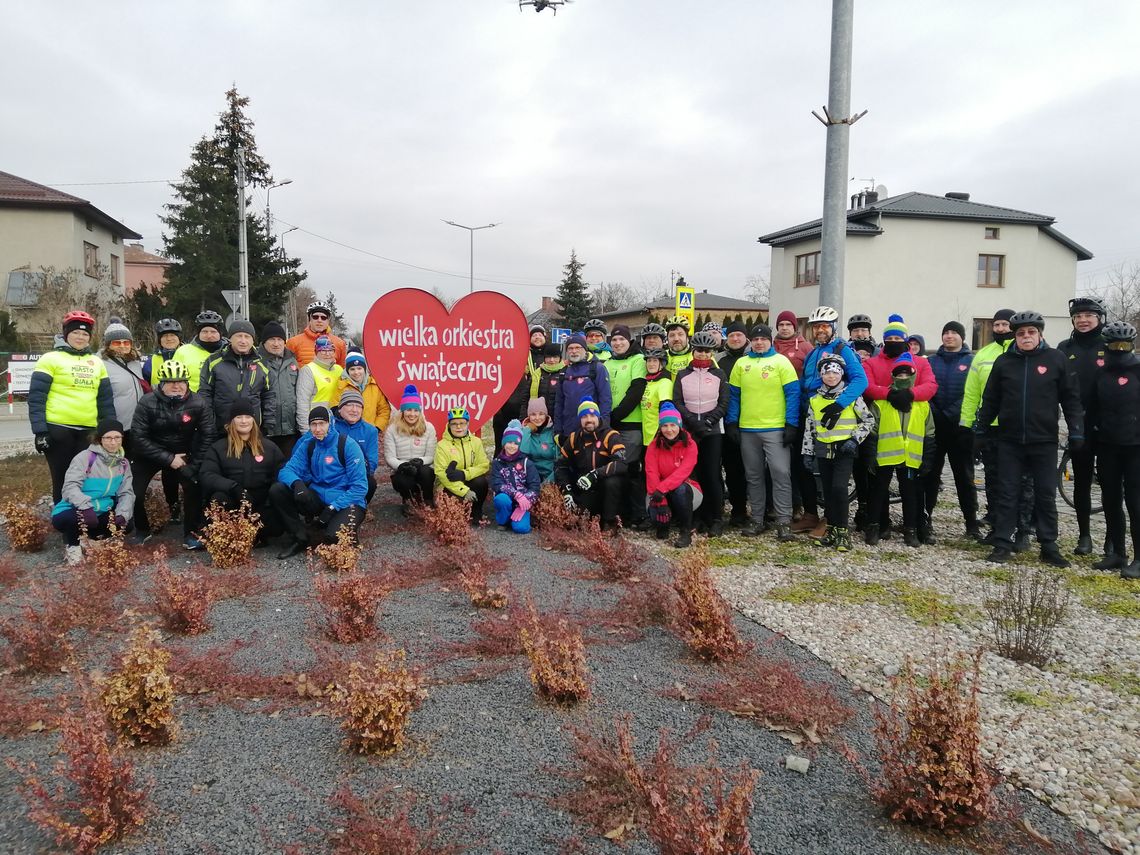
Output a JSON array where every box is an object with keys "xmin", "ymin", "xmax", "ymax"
[
  {"xmin": 198, "ymin": 399, "xmax": 286, "ymax": 546},
  {"xmin": 555, "ymin": 399, "xmax": 627, "ymax": 530},
  {"xmin": 491, "ymin": 419, "xmax": 541, "ymax": 533},
  {"xmin": 385, "ymin": 385, "xmax": 438, "ymax": 513},
  {"xmin": 271, "ymin": 405, "xmax": 369, "ymax": 559},
  {"xmin": 802, "ymin": 354, "xmax": 875, "ymax": 552},
  {"xmin": 519, "ymin": 397, "xmax": 558, "ymax": 484},
  {"xmin": 643, "ymin": 402, "xmax": 702, "ymax": 549},
  {"xmin": 434, "ymin": 406, "xmax": 491, "ymax": 524},
  {"xmin": 334, "ymin": 388, "xmax": 381, "ymax": 503},
  {"xmin": 52, "ymin": 419, "xmax": 135, "ymax": 566}
]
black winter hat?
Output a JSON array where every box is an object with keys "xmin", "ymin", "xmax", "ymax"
[
  {"xmin": 749, "ymin": 324, "xmax": 773, "ymax": 340},
  {"xmin": 542, "ymin": 342, "xmax": 562, "ymax": 358},
  {"xmin": 95, "ymin": 419, "xmax": 125, "ymax": 440},
  {"xmin": 942, "ymin": 321, "xmax": 966, "ymax": 338},
  {"xmin": 261, "ymin": 321, "xmax": 286, "ymax": 342},
  {"xmin": 726, "ymin": 321, "xmax": 748, "ymax": 336},
  {"xmin": 993, "ymin": 308, "xmax": 1015, "ymax": 323},
  {"xmin": 228, "ymin": 399, "xmax": 257, "ymax": 420}
]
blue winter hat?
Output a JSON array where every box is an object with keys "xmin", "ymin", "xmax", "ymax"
[
  {"xmin": 503, "ymin": 419, "xmax": 524, "ymax": 445},
  {"xmin": 577, "ymin": 399, "xmax": 600, "ymax": 420},
  {"xmin": 345, "ymin": 352, "xmax": 367, "ymax": 369},
  {"xmin": 566, "ymin": 333, "xmax": 587, "ymax": 349},
  {"xmin": 891, "ymin": 352, "xmax": 916, "ymax": 374},
  {"xmin": 658, "ymin": 401, "xmax": 682, "ymax": 426},
  {"xmin": 882, "ymin": 314, "xmax": 908, "ymax": 341}
]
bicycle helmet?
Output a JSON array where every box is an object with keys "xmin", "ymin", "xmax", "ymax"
[
  {"xmin": 583, "ymin": 318, "xmax": 608, "ymax": 334},
  {"xmin": 1068, "ymin": 296, "xmax": 1105, "ymax": 318},
  {"xmin": 640, "ymin": 322, "xmax": 666, "ymax": 341},
  {"xmin": 818, "ymin": 353, "xmax": 846, "ymax": 375},
  {"xmin": 447, "ymin": 407, "xmax": 470, "ymax": 422},
  {"xmin": 807, "ymin": 306, "xmax": 840, "ymax": 325},
  {"xmin": 155, "ymin": 318, "xmax": 182, "ymax": 337},
  {"xmin": 307, "ymin": 300, "xmax": 332, "ymax": 317},
  {"xmin": 156, "ymin": 359, "xmax": 190, "ymax": 383},
  {"xmin": 846, "ymin": 313, "xmax": 872, "ymax": 331},
  {"xmin": 642, "ymin": 347, "xmax": 667, "ymax": 362},
  {"xmin": 702, "ymin": 321, "xmax": 721, "ymax": 333},
  {"xmin": 664, "ymin": 315, "xmax": 690, "ymax": 333},
  {"xmin": 1009, "ymin": 310, "xmax": 1045, "ymax": 331},
  {"xmin": 1103, "ymin": 320, "xmax": 1136, "ymax": 343},
  {"xmin": 691, "ymin": 331, "xmax": 718, "ymax": 350},
  {"xmin": 195, "ymin": 310, "xmax": 224, "ymax": 328},
  {"xmin": 61, "ymin": 310, "xmax": 95, "ymax": 334}
]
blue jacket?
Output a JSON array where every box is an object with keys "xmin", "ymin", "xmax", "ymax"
[
  {"xmin": 802, "ymin": 339, "xmax": 867, "ymax": 409},
  {"xmin": 278, "ymin": 424, "xmax": 368, "ymax": 510},
  {"xmin": 491, "ymin": 450, "xmax": 541, "ymax": 502},
  {"xmin": 553, "ymin": 359, "xmax": 612, "ymax": 437},
  {"xmin": 334, "ymin": 415, "xmax": 380, "ymax": 475},
  {"xmin": 928, "ymin": 345, "xmax": 973, "ymax": 424}
]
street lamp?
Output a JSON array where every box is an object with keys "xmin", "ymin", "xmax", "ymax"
[
  {"xmin": 279, "ymin": 226, "xmax": 300, "ymax": 336},
  {"xmin": 265, "ymin": 179, "xmax": 293, "ymax": 234},
  {"xmin": 442, "ymin": 219, "xmax": 500, "ymax": 293}
]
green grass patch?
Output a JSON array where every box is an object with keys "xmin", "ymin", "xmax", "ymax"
[
  {"xmin": 1005, "ymin": 688, "xmax": 1069, "ymax": 708},
  {"xmin": 1074, "ymin": 669, "xmax": 1140, "ymax": 697},
  {"xmin": 766, "ymin": 572, "xmax": 964, "ymax": 625},
  {"xmin": 1064, "ymin": 571, "xmax": 1140, "ymax": 619},
  {"xmin": 972, "ymin": 567, "xmax": 1014, "ymax": 584},
  {"xmin": 708, "ymin": 537, "xmax": 817, "ymax": 568},
  {"xmin": 0, "ymin": 452, "xmax": 51, "ymax": 498}
]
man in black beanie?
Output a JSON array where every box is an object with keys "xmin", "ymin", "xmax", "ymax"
[
  {"xmin": 925, "ymin": 319, "xmax": 979, "ymax": 540},
  {"xmin": 717, "ymin": 320, "xmax": 750, "ymax": 525}
]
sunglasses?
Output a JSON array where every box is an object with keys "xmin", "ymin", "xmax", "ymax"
[
  {"xmin": 309, "ymin": 313, "xmax": 329, "ymax": 320},
  {"xmin": 109, "ymin": 339, "xmax": 132, "ymax": 346}
]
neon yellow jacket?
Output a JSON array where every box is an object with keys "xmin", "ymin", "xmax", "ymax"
[
  {"xmin": 433, "ymin": 431, "xmax": 490, "ymax": 498},
  {"xmin": 640, "ymin": 373, "xmax": 675, "ymax": 445},
  {"xmin": 28, "ymin": 349, "xmax": 112, "ymax": 431},
  {"xmin": 960, "ymin": 339, "xmax": 1012, "ymax": 427}
]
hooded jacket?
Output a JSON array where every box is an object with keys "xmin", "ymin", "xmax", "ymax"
[
  {"xmin": 130, "ymin": 386, "xmax": 213, "ymax": 468},
  {"xmin": 1057, "ymin": 325, "xmax": 1107, "ymax": 410},
  {"xmin": 531, "ymin": 359, "xmax": 566, "ymax": 421},
  {"xmin": 278, "ymin": 424, "xmax": 369, "ymax": 510},
  {"xmin": 519, "ymin": 416, "xmax": 557, "ymax": 482},
  {"xmin": 199, "ymin": 436, "xmax": 286, "ymax": 504},
  {"xmin": 173, "ymin": 336, "xmax": 226, "ymax": 393},
  {"xmin": 1087, "ymin": 351, "xmax": 1140, "ymax": 446},
  {"xmin": 433, "ymin": 430, "xmax": 491, "ymax": 499},
  {"xmin": 100, "ymin": 354, "xmax": 147, "ymax": 430},
  {"xmin": 715, "ymin": 341, "xmax": 750, "ymax": 380},
  {"xmin": 200, "ymin": 346, "xmax": 277, "ymax": 443},
  {"xmin": 928, "ymin": 344, "xmax": 973, "ymax": 425},
  {"xmin": 491, "ymin": 449, "xmax": 541, "ymax": 502},
  {"xmin": 801, "ymin": 380, "xmax": 875, "ymax": 459},
  {"xmin": 864, "ymin": 347, "xmax": 938, "ymax": 402},
  {"xmin": 53, "ymin": 443, "xmax": 135, "ymax": 518},
  {"xmin": 295, "ymin": 356, "xmax": 342, "ymax": 432},
  {"xmin": 28, "ymin": 345, "xmax": 115, "ymax": 433},
  {"xmin": 644, "ymin": 429, "xmax": 699, "ymax": 494},
  {"xmin": 553, "ymin": 358, "xmax": 612, "ymax": 438},
  {"xmin": 335, "ymin": 370, "xmax": 391, "ymax": 431},
  {"xmin": 258, "ymin": 345, "xmax": 299, "ymax": 437},
  {"xmin": 334, "ymin": 415, "xmax": 380, "ymax": 476},
  {"xmin": 976, "ymin": 342, "xmax": 1084, "ymax": 445},
  {"xmin": 802, "ymin": 338, "xmax": 868, "ymax": 409},
  {"xmin": 286, "ymin": 327, "xmax": 347, "ymax": 368},
  {"xmin": 773, "ymin": 334, "xmax": 813, "ymax": 378}
]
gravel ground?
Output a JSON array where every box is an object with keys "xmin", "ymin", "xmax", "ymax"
[{"xmin": 706, "ymin": 489, "xmax": 1139, "ymax": 855}]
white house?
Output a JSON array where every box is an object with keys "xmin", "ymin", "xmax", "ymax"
[{"xmin": 758, "ymin": 191, "xmax": 1093, "ymax": 350}]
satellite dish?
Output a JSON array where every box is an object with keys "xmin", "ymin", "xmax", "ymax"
[{"xmin": 875, "ymin": 184, "xmax": 888, "ymax": 199}]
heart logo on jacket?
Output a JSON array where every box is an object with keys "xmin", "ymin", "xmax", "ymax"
[
  {"xmin": 1037, "ymin": 366, "xmax": 1047, "ymax": 374},
  {"xmin": 1119, "ymin": 376, "xmax": 1129, "ymax": 385},
  {"xmin": 325, "ymin": 456, "xmax": 335, "ymax": 464},
  {"xmin": 958, "ymin": 364, "xmax": 967, "ymax": 371},
  {"xmin": 255, "ymin": 455, "xmax": 264, "ymax": 462},
  {"xmin": 1097, "ymin": 359, "xmax": 1105, "ymax": 367},
  {"xmin": 182, "ymin": 414, "xmax": 191, "ymax": 422}
]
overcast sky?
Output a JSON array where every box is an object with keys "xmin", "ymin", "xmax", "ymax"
[{"xmin": 4, "ymin": 1, "xmax": 1138, "ymax": 322}]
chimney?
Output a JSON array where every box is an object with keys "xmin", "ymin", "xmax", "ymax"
[
  {"xmin": 945, "ymin": 192, "xmax": 970, "ymax": 201},
  {"xmin": 864, "ymin": 190, "xmax": 878, "ymax": 205}
]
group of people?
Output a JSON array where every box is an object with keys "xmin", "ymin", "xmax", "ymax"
[{"xmin": 27, "ymin": 295, "xmax": 1140, "ymax": 580}]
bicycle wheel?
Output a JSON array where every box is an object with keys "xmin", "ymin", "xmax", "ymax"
[{"xmin": 1057, "ymin": 447, "xmax": 1104, "ymax": 514}]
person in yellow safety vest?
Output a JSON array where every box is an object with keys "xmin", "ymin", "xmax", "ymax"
[
  {"xmin": 801, "ymin": 353, "xmax": 875, "ymax": 552},
  {"xmin": 664, "ymin": 315, "xmax": 693, "ymax": 378},
  {"xmin": 866, "ymin": 352, "xmax": 935, "ymax": 548},
  {"xmin": 639, "ymin": 349, "xmax": 675, "ymax": 446},
  {"xmin": 295, "ymin": 336, "xmax": 342, "ymax": 433},
  {"xmin": 142, "ymin": 318, "xmax": 183, "ymax": 386},
  {"xmin": 173, "ymin": 310, "xmax": 227, "ymax": 393}
]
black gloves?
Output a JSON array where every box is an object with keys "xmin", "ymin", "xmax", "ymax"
[
  {"xmin": 34, "ymin": 433, "xmax": 50, "ymax": 454},
  {"xmin": 396, "ymin": 461, "xmax": 416, "ymax": 478},
  {"xmin": 318, "ymin": 505, "xmax": 336, "ymax": 525},
  {"xmin": 782, "ymin": 424, "xmax": 798, "ymax": 448},
  {"xmin": 839, "ymin": 439, "xmax": 859, "ymax": 458},
  {"xmin": 819, "ymin": 403, "xmax": 844, "ymax": 430},
  {"xmin": 445, "ymin": 461, "xmax": 465, "ymax": 482},
  {"xmin": 291, "ymin": 479, "xmax": 308, "ymax": 500},
  {"xmin": 725, "ymin": 423, "xmax": 741, "ymax": 444},
  {"xmin": 972, "ymin": 432, "xmax": 988, "ymax": 459},
  {"xmin": 409, "ymin": 458, "xmax": 423, "ymax": 467},
  {"xmin": 1069, "ymin": 437, "xmax": 1086, "ymax": 453},
  {"xmin": 886, "ymin": 387, "xmax": 914, "ymax": 411}
]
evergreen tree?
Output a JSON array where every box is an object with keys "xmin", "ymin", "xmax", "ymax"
[
  {"xmin": 745, "ymin": 315, "xmax": 755, "ymax": 329},
  {"xmin": 161, "ymin": 87, "xmax": 305, "ymax": 329},
  {"xmin": 555, "ymin": 249, "xmax": 593, "ymax": 331},
  {"xmin": 721, "ymin": 314, "xmax": 731, "ymax": 328},
  {"xmin": 324, "ymin": 290, "xmax": 347, "ymax": 334}
]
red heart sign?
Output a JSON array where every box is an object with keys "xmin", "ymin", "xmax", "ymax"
[{"xmin": 363, "ymin": 288, "xmax": 530, "ymax": 438}]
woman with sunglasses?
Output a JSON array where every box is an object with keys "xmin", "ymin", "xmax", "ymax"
[
  {"xmin": 286, "ymin": 300, "xmax": 347, "ymax": 367},
  {"xmin": 99, "ymin": 318, "xmax": 148, "ymax": 459}
]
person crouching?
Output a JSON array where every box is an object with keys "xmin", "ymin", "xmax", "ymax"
[
  {"xmin": 555, "ymin": 399, "xmax": 627, "ymax": 530},
  {"xmin": 644, "ymin": 402, "xmax": 703, "ymax": 548},
  {"xmin": 434, "ymin": 406, "xmax": 491, "ymax": 524},
  {"xmin": 491, "ymin": 419, "xmax": 541, "ymax": 533}
]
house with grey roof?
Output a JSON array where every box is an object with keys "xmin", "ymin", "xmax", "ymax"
[{"xmin": 758, "ymin": 191, "xmax": 1092, "ymax": 349}]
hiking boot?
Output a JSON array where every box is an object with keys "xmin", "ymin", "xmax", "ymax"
[
  {"xmin": 277, "ymin": 540, "xmax": 307, "ymax": 559},
  {"xmin": 1074, "ymin": 534, "xmax": 1093, "ymax": 556},
  {"xmin": 814, "ymin": 526, "xmax": 838, "ymax": 548},
  {"xmin": 985, "ymin": 547, "xmax": 1012, "ymax": 564},
  {"xmin": 169, "ymin": 501, "xmax": 181, "ymax": 524},
  {"xmin": 1121, "ymin": 560, "xmax": 1140, "ymax": 580},
  {"xmin": 64, "ymin": 544, "xmax": 83, "ymax": 566},
  {"xmin": 741, "ymin": 521, "xmax": 766, "ymax": 538},
  {"xmin": 776, "ymin": 524, "xmax": 795, "ymax": 542},
  {"xmin": 919, "ymin": 520, "xmax": 936, "ymax": 545},
  {"xmin": 673, "ymin": 530, "xmax": 693, "ymax": 549},
  {"xmin": 791, "ymin": 513, "xmax": 819, "ymax": 534},
  {"xmin": 863, "ymin": 524, "xmax": 880, "ymax": 546},
  {"xmin": 834, "ymin": 527, "xmax": 852, "ymax": 552},
  {"xmin": 706, "ymin": 520, "xmax": 725, "ymax": 538},
  {"xmin": 1094, "ymin": 553, "xmax": 1125, "ymax": 571},
  {"xmin": 809, "ymin": 517, "xmax": 828, "ymax": 539},
  {"xmin": 1013, "ymin": 532, "xmax": 1031, "ymax": 553},
  {"xmin": 729, "ymin": 514, "xmax": 749, "ymax": 529},
  {"xmin": 655, "ymin": 524, "xmax": 670, "ymax": 541},
  {"xmin": 1040, "ymin": 544, "xmax": 1070, "ymax": 568},
  {"xmin": 879, "ymin": 523, "xmax": 893, "ymax": 541},
  {"xmin": 903, "ymin": 528, "xmax": 921, "ymax": 548},
  {"xmin": 965, "ymin": 522, "xmax": 984, "ymax": 542}
]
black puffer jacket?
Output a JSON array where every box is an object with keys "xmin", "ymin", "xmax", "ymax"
[
  {"xmin": 200, "ymin": 346, "xmax": 276, "ymax": 443},
  {"xmin": 198, "ymin": 437, "xmax": 286, "ymax": 504},
  {"xmin": 1057, "ymin": 327, "xmax": 1107, "ymax": 409},
  {"xmin": 130, "ymin": 388, "xmax": 214, "ymax": 469},
  {"xmin": 976, "ymin": 342, "xmax": 1084, "ymax": 444},
  {"xmin": 1088, "ymin": 351, "xmax": 1140, "ymax": 446}
]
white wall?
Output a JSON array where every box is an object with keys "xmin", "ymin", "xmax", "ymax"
[{"xmin": 0, "ymin": 207, "xmax": 123, "ymax": 288}]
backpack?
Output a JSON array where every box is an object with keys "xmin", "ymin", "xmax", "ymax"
[{"xmin": 307, "ymin": 433, "xmax": 349, "ymax": 468}]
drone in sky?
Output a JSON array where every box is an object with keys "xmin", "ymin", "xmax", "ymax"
[{"xmin": 519, "ymin": 0, "xmax": 571, "ymax": 15}]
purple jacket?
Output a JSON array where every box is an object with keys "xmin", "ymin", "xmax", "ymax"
[
  {"xmin": 491, "ymin": 451, "xmax": 541, "ymax": 502},
  {"xmin": 553, "ymin": 358, "xmax": 612, "ymax": 437}
]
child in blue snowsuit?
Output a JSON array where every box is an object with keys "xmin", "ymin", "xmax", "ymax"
[{"xmin": 491, "ymin": 419, "xmax": 542, "ymax": 533}]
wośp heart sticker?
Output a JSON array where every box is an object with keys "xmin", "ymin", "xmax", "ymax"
[{"xmin": 363, "ymin": 288, "xmax": 530, "ymax": 437}]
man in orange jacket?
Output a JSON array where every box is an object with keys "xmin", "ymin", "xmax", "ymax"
[{"xmin": 287, "ymin": 300, "xmax": 347, "ymax": 367}]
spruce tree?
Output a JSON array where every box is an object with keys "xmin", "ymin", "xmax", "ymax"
[
  {"xmin": 161, "ymin": 87, "xmax": 305, "ymax": 329},
  {"xmin": 555, "ymin": 249, "xmax": 593, "ymax": 331}
]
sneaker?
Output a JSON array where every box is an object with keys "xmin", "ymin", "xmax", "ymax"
[
  {"xmin": 1039, "ymin": 545, "xmax": 1070, "ymax": 568},
  {"xmin": 277, "ymin": 540, "xmax": 307, "ymax": 559},
  {"xmin": 1094, "ymin": 553, "xmax": 1125, "ymax": 571},
  {"xmin": 834, "ymin": 527, "xmax": 852, "ymax": 552},
  {"xmin": 776, "ymin": 524, "xmax": 795, "ymax": 542},
  {"xmin": 630, "ymin": 518, "xmax": 653, "ymax": 533},
  {"xmin": 1074, "ymin": 534, "xmax": 1093, "ymax": 556},
  {"xmin": 863, "ymin": 524, "xmax": 880, "ymax": 546},
  {"xmin": 965, "ymin": 522, "xmax": 984, "ymax": 542},
  {"xmin": 64, "ymin": 544, "xmax": 83, "ymax": 566},
  {"xmin": 169, "ymin": 502, "xmax": 181, "ymax": 524},
  {"xmin": 183, "ymin": 536, "xmax": 205, "ymax": 551},
  {"xmin": 919, "ymin": 524, "xmax": 936, "ymax": 545},
  {"xmin": 903, "ymin": 528, "xmax": 921, "ymax": 548},
  {"xmin": 741, "ymin": 521, "xmax": 766, "ymax": 538},
  {"xmin": 128, "ymin": 530, "xmax": 152, "ymax": 546},
  {"xmin": 814, "ymin": 527, "xmax": 838, "ymax": 548},
  {"xmin": 1121, "ymin": 560, "xmax": 1140, "ymax": 580},
  {"xmin": 985, "ymin": 547, "xmax": 1012, "ymax": 564},
  {"xmin": 728, "ymin": 514, "xmax": 750, "ymax": 529}
]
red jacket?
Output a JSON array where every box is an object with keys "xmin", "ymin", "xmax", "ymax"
[
  {"xmin": 644, "ymin": 431, "xmax": 698, "ymax": 494},
  {"xmin": 774, "ymin": 335, "xmax": 812, "ymax": 378},
  {"xmin": 863, "ymin": 351, "xmax": 938, "ymax": 401}
]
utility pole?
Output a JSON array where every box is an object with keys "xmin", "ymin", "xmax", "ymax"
[
  {"xmin": 813, "ymin": 0, "xmax": 866, "ymax": 315},
  {"xmin": 236, "ymin": 145, "xmax": 249, "ymax": 319}
]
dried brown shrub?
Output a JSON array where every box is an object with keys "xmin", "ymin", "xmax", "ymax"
[
  {"xmin": 519, "ymin": 599, "xmax": 591, "ymax": 705},
  {"xmin": 9, "ymin": 692, "xmax": 149, "ymax": 854},
  {"xmin": 315, "ymin": 572, "xmax": 387, "ymax": 643},
  {"xmin": 455, "ymin": 541, "xmax": 508, "ymax": 609},
  {"xmin": 553, "ymin": 715, "xmax": 759, "ymax": 852},
  {"xmin": 329, "ymin": 786, "xmax": 470, "ymax": 855},
  {"xmin": 330, "ymin": 649, "xmax": 427, "ymax": 755},
  {"xmin": 1, "ymin": 495, "xmax": 49, "ymax": 552},
  {"xmin": 58, "ymin": 571, "xmax": 129, "ymax": 634},
  {"xmin": 533, "ymin": 481, "xmax": 582, "ymax": 530},
  {"xmin": 100, "ymin": 626, "xmax": 177, "ymax": 746},
  {"xmin": 0, "ymin": 674, "xmax": 60, "ymax": 736},
  {"xmin": 672, "ymin": 544, "xmax": 744, "ymax": 661},
  {"xmin": 985, "ymin": 566, "xmax": 1069, "ymax": 667},
  {"xmin": 313, "ymin": 523, "xmax": 362, "ymax": 573},
  {"xmin": 0, "ymin": 554, "xmax": 26, "ymax": 588},
  {"xmin": 201, "ymin": 499, "xmax": 260, "ymax": 569},
  {"xmin": 154, "ymin": 564, "xmax": 214, "ymax": 635},
  {"xmin": 166, "ymin": 640, "xmax": 297, "ymax": 709},
  {"xmin": 412, "ymin": 493, "xmax": 474, "ymax": 549},
  {"xmin": 142, "ymin": 483, "xmax": 171, "ymax": 531},
  {"xmin": 80, "ymin": 518, "xmax": 138, "ymax": 578},
  {"xmin": 0, "ymin": 586, "xmax": 74, "ymax": 673},
  {"xmin": 870, "ymin": 649, "xmax": 994, "ymax": 831}
]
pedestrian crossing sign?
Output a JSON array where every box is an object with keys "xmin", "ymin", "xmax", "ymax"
[
  {"xmin": 675, "ymin": 286, "xmax": 695, "ymax": 333},
  {"xmin": 677, "ymin": 291, "xmax": 692, "ymax": 309}
]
